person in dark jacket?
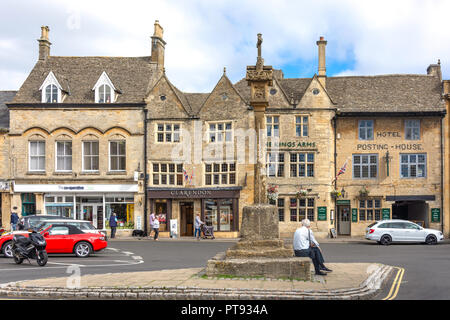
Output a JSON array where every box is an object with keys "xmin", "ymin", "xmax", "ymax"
[
  {"xmin": 10, "ymin": 208, "xmax": 19, "ymax": 231},
  {"xmin": 109, "ymin": 212, "xmax": 118, "ymax": 239}
]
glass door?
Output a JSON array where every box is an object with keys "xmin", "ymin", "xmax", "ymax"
[{"xmin": 81, "ymin": 204, "xmax": 103, "ymax": 228}]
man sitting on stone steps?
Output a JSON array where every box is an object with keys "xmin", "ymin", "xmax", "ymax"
[{"xmin": 293, "ymin": 219, "xmax": 333, "ymax": 276}]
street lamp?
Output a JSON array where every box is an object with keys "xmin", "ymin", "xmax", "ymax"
[{"xmin": 341, "ymin": 187, "xmax": 346, "ymax": 198}]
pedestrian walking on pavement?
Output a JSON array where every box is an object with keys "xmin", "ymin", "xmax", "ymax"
[
  {"xmin": 293, "ymin": 218, "xmax": 332, "ymax": 276},
  {"xmin": 109, "ymin": 212, "xmax": 118, "ymax": 239},
  {"xmin": 194, "ymin": 213, "xmax": 204, "ymax": 240},
  {"xmin": 10, "ymin": 208, "xmax": 19, "ymax": 232},
  {"xmin": 149, "ymin": 212, "xmax": 155, "ymax": 238},
  {"xmin": 153, "ymin": 213, "xmax": 160, "ymax": 241}
]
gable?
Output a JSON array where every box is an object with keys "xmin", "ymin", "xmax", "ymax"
[
  {"xmin": 145, "ymin": 76, "xmax": 190, "ymax": 119},
  {"xmin": 199, "ymin": 75, "xmax": 249, "ymax": 120},
  {"xmin": 296, "ymin": 76, "xmax": 335, "ymax": 109},
  {"xmin": 266, "ymin": 78, "xmax": 291, "ymax": 108}
]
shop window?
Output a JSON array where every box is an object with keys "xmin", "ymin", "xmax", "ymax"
[
  {"xmin": 21, "ymin": 193, "xmax": 36, "ymax": 216},
  {"xmin": 106, "ymin": 201, "xmax": 135, "ymax": 229},
  {"xmin": 359, "ymin": 199, "xmax": 381, "ymax": 221},
  {"xmin": 152, "ymin": 163, "xmax": 183, "ymax": 186},
  {"xmin": 267, "ymin": 152, "xmax": 284, "ymax": 177},
  {"xmin": 290, "ymin": 153, "xmax": 314, "ymax": 177},
  {"xmin": 156, "ymin": 123, "xmax": 181, "ymax": 143},
  {"xmin": 45, "ymin": 195, "xmax": 74, "ymax": 218},
  {"xmin": 204, "ymin": 199, "xmax": 235, "ymax": 231},
  {"xmin": 205, "ymin": 163, "xmax": 236, "ymax": 186},
  {"xmin": 154, "ymin": 200, "xmax": 168, "ymax": 231},
  {"xmin": 290, "ymin": 197, "xmax": 315, "ymax": 222}
]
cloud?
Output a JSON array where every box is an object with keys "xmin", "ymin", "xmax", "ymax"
[{"xmin": 0, "ymin": 0, "xmax": 449, "ymax": 92}]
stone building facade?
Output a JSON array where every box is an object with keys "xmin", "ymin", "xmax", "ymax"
[{"xmin": 0, "ymin": 23, "xmax": 447, "ymax": 239}]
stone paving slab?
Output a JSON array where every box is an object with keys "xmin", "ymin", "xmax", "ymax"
[{"xmin": 14, "ymin": 263, "xmax": 379, "ymax": 291}]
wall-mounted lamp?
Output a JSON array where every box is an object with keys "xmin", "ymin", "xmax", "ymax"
[{"xmin": 341, "ymin": 187, "xmax": 346, "ymax": 198}]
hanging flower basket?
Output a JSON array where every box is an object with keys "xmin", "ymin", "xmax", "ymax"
[
  {"xmin": 330, "ymin": 189, "xmax": 342, "ymax": 199},
  {"xmin": 359, "ymin": 186, "xmax": 369, "ymax": 198},
  {"xmin": 267, "ymin": 184, "xmax": 279, "ymax": 202},
  {"xmin": 296, "ymin": 189, "xmax": 308, "ymax": 198}
]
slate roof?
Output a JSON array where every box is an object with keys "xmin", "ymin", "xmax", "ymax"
[
  {"xmin": 234, "ymin": 73, "xmax": 444, "ymax": 113},
  {"xmin": 0, "ymin": 91, "xmax": 16, "ymax": 129},
  {"xmin": 11, "ymin": 56, "xmax": 158, "ymax": 104}
]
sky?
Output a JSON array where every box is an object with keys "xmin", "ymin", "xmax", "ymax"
[{"xmin": 0, "ymin": 0, "xmax": 449, "ymax": 93}]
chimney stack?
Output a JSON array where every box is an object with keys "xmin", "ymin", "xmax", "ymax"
[
  {"xmin": 38, "ymin": 26, "xmax": 51, "ymax": 61},
  {"xmin": 427, "ymin": 60, "xmax": 442, "ymax": 82},
  {"xmin": 151, "ymin": 20, "xmax": 166, "ymax": 69},
  {"xmin": 316, "ymin": 36, "xmax": 327, "ymax": 87}
]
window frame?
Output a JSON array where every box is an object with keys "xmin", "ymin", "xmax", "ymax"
[
  {"xmin": 55, "ymin": 141, "xmax": 72, "ymax": 172},
  {"xmin": 289, "ymin": 197, "xmax": 315, "ymax": 222},
  {"xmin": 352, "ymin": 154, "xmax": 378, "ymax": 179},
  {"xmin": 358, "ymin": 120, "xmax": 374, "ymax": 140},
  {"xmin": 405, "ymin": 119, "xmax": 420, "ymax": 140},
  {"xmin": 82, "ymin": 141, "xmax": 100, "ymax": 172},
  {"xmin": 207, "ymin": 121, "xmax": 233, "ymax": 143},
  {"xmin": 266, "ymin": 152, "xmax": 285, "ymax": 177},
  {"xmin": 295, "ymin": 115, "xmax": 309, "ymax": 137},
  {"xmin": 266, "ymin": 115, "xmax": 280, "ymax": 138},
  {"xmin": 108, "ymin": 140, "xmax": 126, "ymax": 172},
  {"xmin": 400, "ymin": 153, "xmax": 427, "ymax": 178},
  {"xmin": 290, "ymin": 152, "xmax": 315, "ymax": 178},
  {"xmin": 204, "ymin": 162, "xmax": 236, "ymax": 186},
  {"xmin": 152, "ymin": 162, "xmax": 184, "ymax": 186},
  {"xmin": 156, "ymin": 123, "xmax": 181, "ymax": 143},
  {"xmin": 29, "ymin": 140, "xmax": 46, "ymax": 172}
]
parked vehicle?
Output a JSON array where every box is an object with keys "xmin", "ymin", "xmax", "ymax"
[
  {"xmin": 35, "ymin": 219, "xmax": 108, "ymax": 240},
  {"xmin": 12, "ymin": 228, "xmax": 48, "ymax": 266},
  {"xmin": 19, "ymin": 215, "xmax": 71, "ymax": 230},
  {"xmin": 365, "ymin": 219, "xmax": 444, "ymax": 245},
  {"xmin": 0, "ymin": 224, "xmax": 107, "ymax": 258}
]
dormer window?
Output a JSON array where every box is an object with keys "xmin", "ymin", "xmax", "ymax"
[
  {"xmin": 93, "ymin": 72, "xmax": 116, "ymax": 103},
  {"xmin": 39, "ymin": 71, "xmax": 62, "ymax": 103},
  {"xmin": 99, "ymin": 84, "xmax": 112, "ymax": 103}
]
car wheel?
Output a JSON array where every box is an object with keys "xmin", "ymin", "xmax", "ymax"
[
  {"xmin": 380, "ymin": 235, "xmax": 392, "ymax": 246},
  {"xmin": 425, "ymin": 234, "xmax": 437, "ymax": 245},
  {"xmin": 74, "ymin": 242, "xmax": 92, "ymax": 258},
  {"xmin": 2, "ymin": 241, "xmax": 13, "ymax": 258}
]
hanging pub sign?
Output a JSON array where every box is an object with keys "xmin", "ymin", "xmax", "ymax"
[
  {"xmin": 317, "ymin": 207, "xmax": 327, "ymax": 221},
  {"xmin": 431, "ymin": 208, "xmax": 441, "ymax": 223}
]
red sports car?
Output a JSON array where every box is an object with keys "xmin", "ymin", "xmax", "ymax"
[{"xmin": 0, "ymin": 224, "xmax": 107, "ymax": 258}]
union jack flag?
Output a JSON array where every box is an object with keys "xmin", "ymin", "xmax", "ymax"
[{"xmin": 336, "ymin": 160, "xmax": 348, "ymax": 180}]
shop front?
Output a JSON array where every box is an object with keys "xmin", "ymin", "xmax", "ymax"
[
  {"xmin": 13, "ymin": 183, "xmax": 138, "ymax": 230},
  {"xmin": 148, "ymin": 187, "xmax": 241, "ymax": 238}
]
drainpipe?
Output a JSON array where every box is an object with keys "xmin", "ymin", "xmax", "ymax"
[
  {"xmin": 143, "ymin": 108, "xmax": 149, "ymax": 236},
  {"xmin": 333, "ymin": 115, "xmax": 337, "ymax": 231}
]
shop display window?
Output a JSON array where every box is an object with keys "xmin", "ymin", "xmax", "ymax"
[{"xmin": 204, "ymin": 199, "xmax": 235, "ymax": 231}]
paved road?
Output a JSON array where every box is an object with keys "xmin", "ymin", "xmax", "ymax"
[{"xmin": 0, "ymin": 238, "xmax": 449, "ymax": 299}]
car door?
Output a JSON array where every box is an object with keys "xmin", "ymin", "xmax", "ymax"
[
  {"xmin": 44, "ymin": 226, "xmax": 71, "ymax": 253},
  {"xmin": 389, "ymin": 222, "xmax": 407, "ymax": 241},
  {"xmin": 404, "ymin": 222, "xmax": 426, "ymax": 242}
]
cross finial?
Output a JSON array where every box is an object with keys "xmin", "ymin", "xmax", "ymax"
[{"xmin": 257, "ymin": 33, "xmax": 262, "ymax": 59}]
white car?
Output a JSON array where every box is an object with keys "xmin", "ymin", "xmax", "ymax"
[{"xmin": 365, "ymin": 219, "xmax": 444, "ymax": 245}]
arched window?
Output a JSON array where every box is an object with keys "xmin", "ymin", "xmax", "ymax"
[
  {"xmin": 45, "ymin": 84, "xmax": 58, "ymax": 103},
  {"xmin": 99, "ymin": 84, "xmax": 112, "ymax": 103}
]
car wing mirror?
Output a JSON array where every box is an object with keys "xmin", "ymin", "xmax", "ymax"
[{"xmin": 43, "ymin": 232, "xmax": 50, "ymax": 237}]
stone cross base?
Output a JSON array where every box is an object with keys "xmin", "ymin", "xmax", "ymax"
[{"xmin": 239, "ymin": 204, "xmax": 279, "ymax": 240}]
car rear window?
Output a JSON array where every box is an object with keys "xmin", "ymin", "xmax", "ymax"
[
  {"xmin": 367, "ymin": 222, "xmax": 378, "ymax": 228},
  {"xmin": 378, "ymin": 223, "xmax": 390, "ymax": 228}
]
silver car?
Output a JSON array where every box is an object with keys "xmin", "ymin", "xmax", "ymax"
[{"xmin": 365, "ymin": 219, "xmax": 444, "ymax": 245}]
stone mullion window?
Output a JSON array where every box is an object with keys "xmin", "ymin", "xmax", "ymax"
[
  {"xmin": 268, "ymin": 197, "xmax": 285, "ymax": 222},
  {"xmin": 359, "ymin": 199, "xmax": 381, "ymax": 221},
  {"xmin": 266, "ymin": 116, "xmax": 280, "ymax": 138},
  {"xmin": 55, "ymin": 141, "xmax": 72, "ymax": 172},
  {"xmin": 205, "ymin": 162, "xmax": 236, "ymax": 186},
  {"xmin": 152, "ymin": 163, "xmax": 183, "ymax": 186},
  {"xmin": 266, "ymin": 152, "xmax": 284, "ymax": 177},
  {"xmin": 208, "ymin": 122, "xmax": 232, "ymax": 143},
  {"xmin": 157, "ymin": 123, "xmax": 181, "ymax": 143},
  {"xmin": 400, "ymin": 153, "xmax": 426, "ymax": 178},
  {"xmin": 295, "ymin": 116, "xmax": 308, "ymax": 137},
  {"xmin": 353, "ymin": 154, "xmax": 378, "ymax": 179},
  {"xmin": 290, "ymin": 153, "xmax": 314, "ymax": 177},
  {"xmin": 289, "ymin": 197, "xmax": 315, "ymax": 222}
]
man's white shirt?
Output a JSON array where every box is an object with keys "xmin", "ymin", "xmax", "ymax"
[{"xmin": 293, "ymin": 226, "xmax": 320, "ymax": 250}]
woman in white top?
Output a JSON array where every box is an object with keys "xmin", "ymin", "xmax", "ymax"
[{"xmin": 153, "ymin": 214, "xmax": 160, "ymax": 241}]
